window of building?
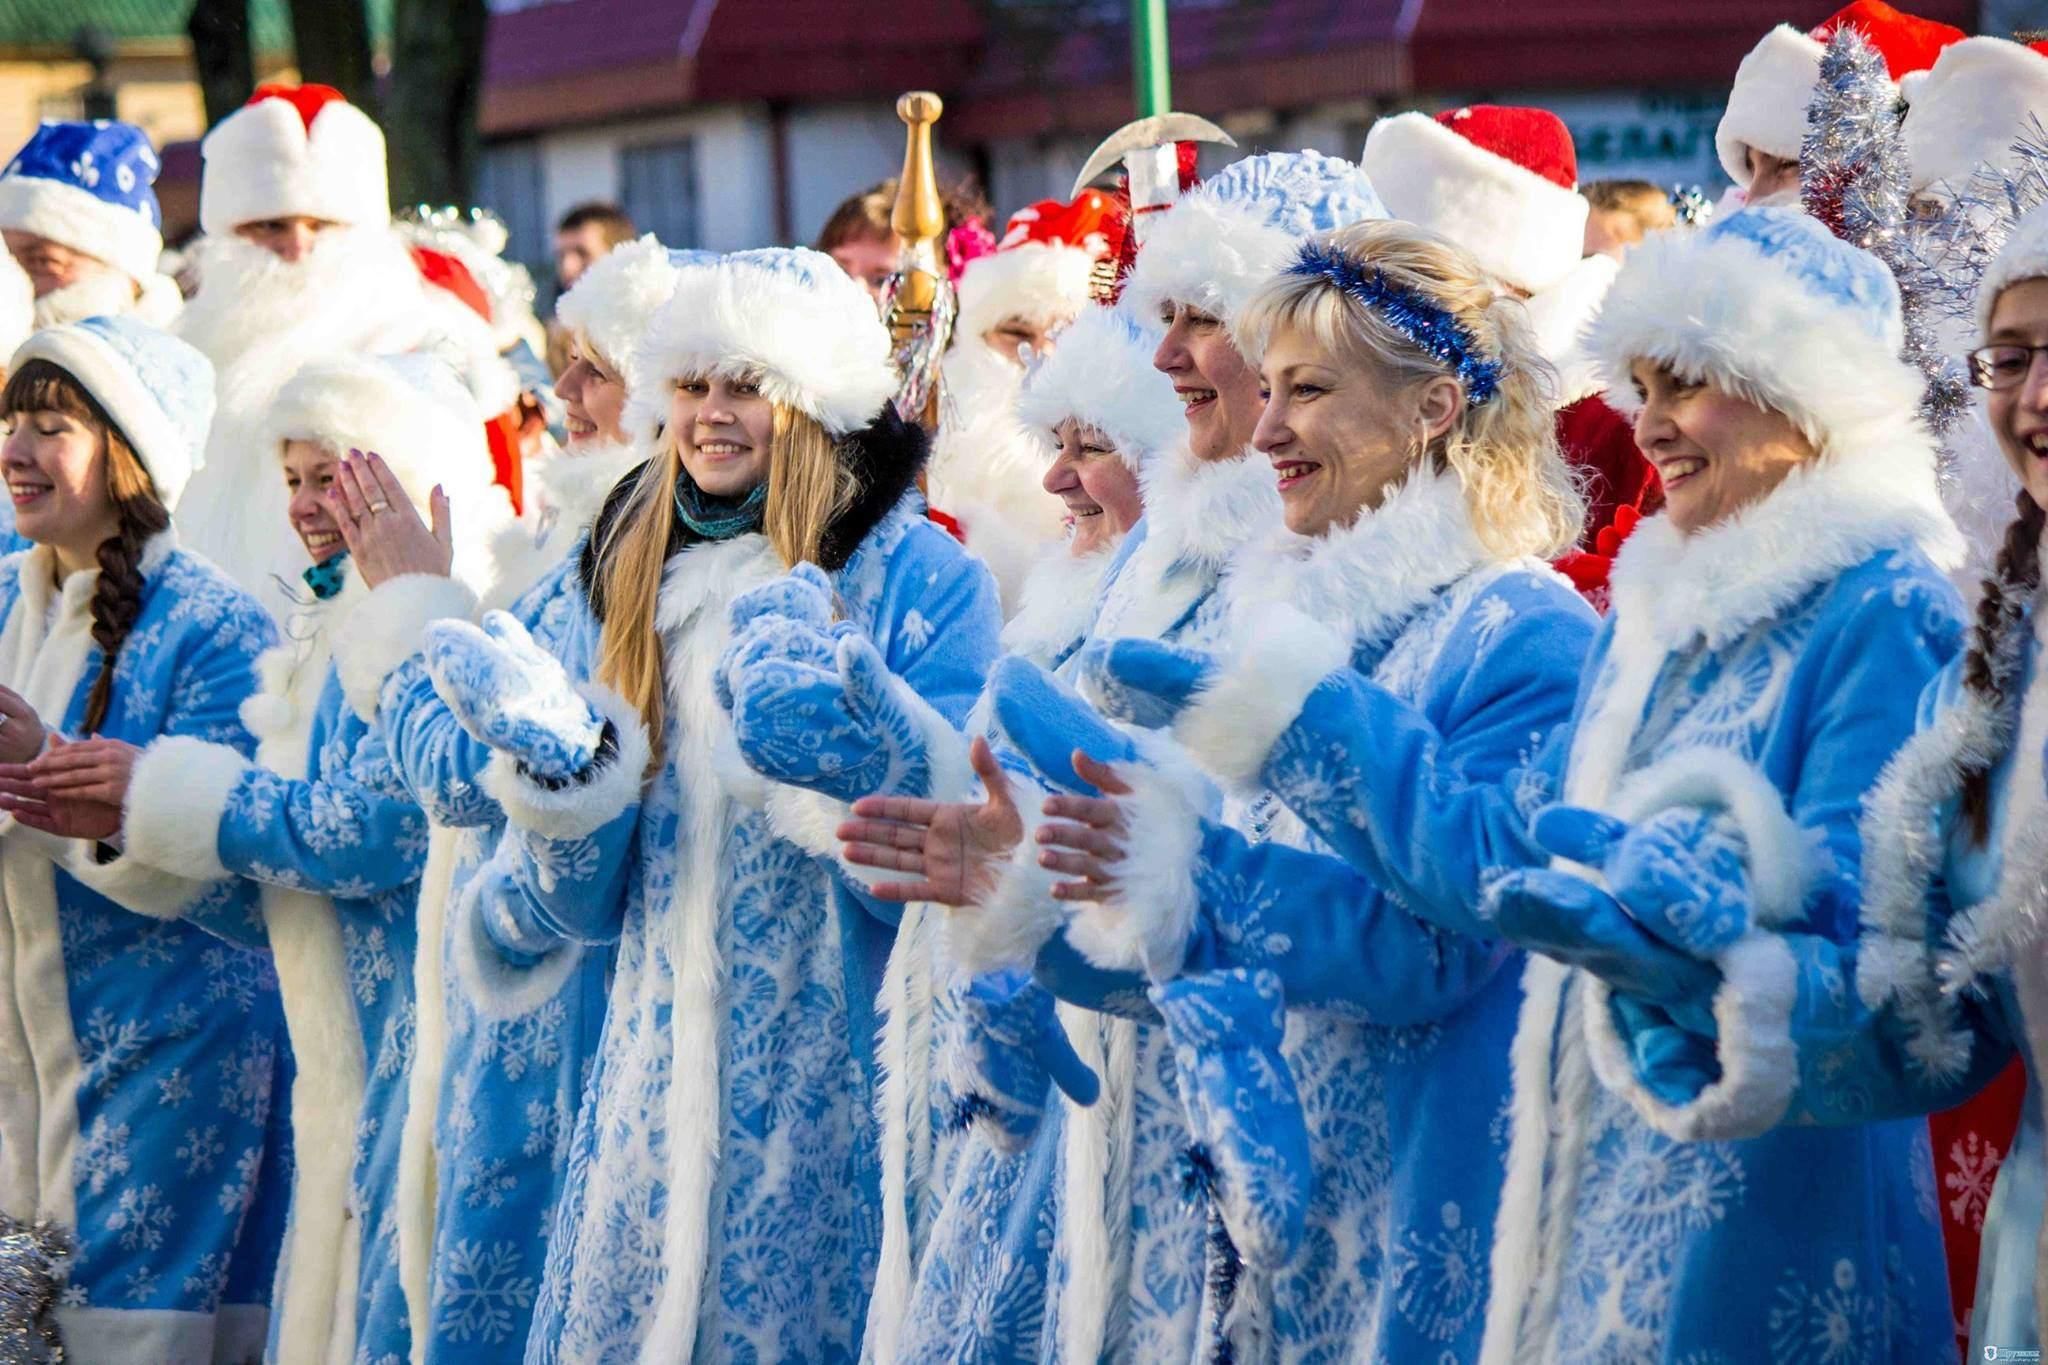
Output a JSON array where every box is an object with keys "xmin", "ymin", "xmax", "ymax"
[{"xmin": 620, "ymin": 137, "xmax": 699, "ymax": 250}]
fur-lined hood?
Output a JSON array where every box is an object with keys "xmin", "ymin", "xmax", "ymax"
[{"xmin": 578, "ymin": 404, "xmax": 929, "ymax": 620}]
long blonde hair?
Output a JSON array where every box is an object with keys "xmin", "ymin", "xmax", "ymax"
[
  {"xmin": 1234, "ymin": 219, "xmax": 1584, "ymax": 559},
  {"xmin": 592, "ymin": 395, "xmax": 860, "ymax": 748}
]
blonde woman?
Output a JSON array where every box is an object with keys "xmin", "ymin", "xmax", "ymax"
[
  {"xmin": 416, "ymin": 247, "xmax": 1000, "ymax": 1361},
  {"xmin": 878, "ymin": 221, "xmax": 1596, "ymax": 1358}
]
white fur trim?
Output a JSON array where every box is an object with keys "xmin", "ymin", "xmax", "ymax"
[
  {"xmin": 0, "ymin": 175, "xmax": 162, "ymax": 283},
  {"xmin": 941, "ymin": 791, "xmax": 1062, "ymax": 977},
  {"xmin": 1057, "ymin": 1010, "xmax": 1139, "ymax": 1365},
  {"xmin": 481, "ymin": 681, "xmax": 650, "ymax": 841},
  {"xmin": 1715, "ymin": 24, "xmax": 1826, "ymax": 183},
  {"xmin": 1014, "ymin": 305, "xmax": 1184, "ymax": 468},
  {"xmin": 555, "ymin": 235, "xmax": 684, "ymax": 394},
  {"xmin": 200, "ymin": 94, "xmax": 389, "ymax": 236},
  {"xmin": 1906, "ymin": 37, "xmax": 2048, "ymax": 193},
  {"xmin": 398, "ymin": 828, "xmax": 460, "ymax": 1361},
  {"xmin": 955, "ymin": 240, "xmax": 1095, "ymax": 342},
  {"xmin": 1120, "ymin": 192, "xmax": 1310, "ymax": 327},
  {"xmin": 1361, "ymin": 112, "xmax": 1587, "ymax": 295},
  {"xmin": 264, "ymin": 876, "xmax": 368, "ymax": 1365},
  {"xmin": 55, "ymin": 834, "xmax": 214, "ymax": 920},
  {"xmin": 120, "ymin": 735, "xmax": 249, "ymax": 882},
  {"xmin": 331, "ymin": 574, "xmax": 480, "ymax": 722},
  {"xmin": 448, "ymin": 861, "xmax": 588, "ymax": 1019},
  {"xmin": 1608, "ymin": 747, "xmax": 1813, "ymax": 926},
  {"xmin": 1065, "ymin": 738, "xmax": 1210, "ymax": 981},
  {"xmin": 1095, "ymin": 449, "xmax": 1282, "ymax": 645},
  {"xmin": 1584, "ymin": 931, "xmax": 1800, "ymax": 1141},
  {"xmin": 863, "ymin": 900, "xmax": 936, "ymax": 1365},
  {"xmin": 11, "ymin": 324, "xmax": 201, "ymax": 510},
  {"xmin": 1170, "ymin": 602, "xmax": 1348, "ymax": 791},
  {"xmin": 1000, "ymin": 545, "xmax": 1119, "ymax": 668},
  {"xmin": 630, "ymin": 248, "xmax": 893, "ymax": 438}
]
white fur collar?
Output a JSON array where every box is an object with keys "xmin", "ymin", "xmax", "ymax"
[
  {"xmin": 1222, "ymin": 469, "xmax": 1492, "ymax": 647},
  {"xmin": 531, "ymin": 440, "xmax": 644, "ymax": 535},
  {"xmin": 654, "ymin": 532, "xmax": 786, "ymax": 641},
  {"xmin": 1001, "ymin": 542, "xmax": 1121, "ymax": 665},
  {"xmin": 1136, "ymin": 445, "xmax": 1282, "ymax": 570},
  {"xmin": 1608, "ymin": 436, "xmax": 1961, "ymax": 654}
]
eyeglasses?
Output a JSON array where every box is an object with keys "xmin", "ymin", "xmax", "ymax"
[{"xmin": 1969, "ymin": 344, "xmax": 2048, "ymax": 390}]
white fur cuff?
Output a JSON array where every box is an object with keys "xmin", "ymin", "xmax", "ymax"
[
  {"xmin": 1584, "ymin": 932, "xmax": 1799, "ymax": 1141},
  {"xmin": 1173, "ymin": 603, "xmax": 1350, "ymax": 791},
  {"xmin": 1065, "ymin": 743, "xmax": 1210, "ymax": 981},
  {"xmin": 333, "ymin": 574, "xmax": 480, "ymax": 722},
  {"xmin": 482, "ymin": 682, "xmax": 651, "ymax": 841},
  {"xmin": 122, "ymin": 735, "xmax": 250, "ymax": 882},
  {"xmin": 1610, "ymin": 747, "xmax": 1813, "ymax": 927},
  {"xmin": 61, "ymin": 840, "xmax": 213, "ymax": 921}
]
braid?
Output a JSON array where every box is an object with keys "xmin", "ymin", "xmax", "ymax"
[
  {"xmin": 79, "ymin": 434, "xmax": 169, "ymax": 735},
  {"xmin": 1960, "ymin": 491, "xmax": 2046, "ymax": 842}
]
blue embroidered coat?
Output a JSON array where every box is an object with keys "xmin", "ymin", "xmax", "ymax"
[
  {"xmin": 0, "ymin": 535, "xmax": 285, "ymax": 1364},
  {"xmin": 1075, "ymin": 472, "xmax": 1597, "ymax": 1361},
  {"xmin": 464, "ymin": 492, "xmax": 999, "ymax": 1363}
]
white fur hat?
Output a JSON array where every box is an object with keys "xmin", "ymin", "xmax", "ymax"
[
  {"xmin": 1361, "ymin": 106, "xmax": 1587, "ymax": 296},
  {"xmin": 631, "ymin": 246, "xmax": 894, "ymax": 438},
  {"xmin": 1121, "ymin": 150, "xmax": 1385, "ymax": 329},
  {"xmin": 1977, "ymin": 201, "xmax": 2048, "ymax": 334},
  {"xmin": 1591, "ymin": 207, "xmax": 1917, "ymax": 457},
  {"xmin": 555, "ymin": 235, "xmax": 692, "ymax": 395},
  {"xmin": 1903, "ymin": 37, "xmax": 2048, "ymax": 195},
  {"xmin": 264, "ymin": 353, "xmax": 493, "ymax": 515},
  {"xmin": 200, "ymin": 84, "xmax": 388, "ymax": 237},
  {"xmin": 1015, "ymin": 306, "xmax": 1182, "ymax": 470},
  {"xmin": 1714, "ymin": 2, "xmax": 1963, "ymax": 185},
  {"xmin": 955, "ymin": 190, "xmax": 1121, "ymax": 342}
]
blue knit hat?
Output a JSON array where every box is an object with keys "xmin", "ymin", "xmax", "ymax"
[
  {"xmin": 0, "ymin": 121, "xmax": 164, "ymax": 285},
  {"xmin": 1121, "ymin": 150, "xmax": 1386, "ymax": 327},
  {"xmin": 9, "ymin": 316, "xmax": 213, "ymax": 509},
  {"xmin": 1590, "ymin": 206, "xmax": 1912, "ymax": 450}
]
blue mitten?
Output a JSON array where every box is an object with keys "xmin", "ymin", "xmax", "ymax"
[
  {"xmin": 950, "ymin": 968, "xmax": 1099, "ymax": 1153},
  {"xmin": 424, "ymin": 611, "xmax": 603, "ymax": 781},
  {"xmin": 987, "ymin": 656, "xmax": 1136, "ymax": 796},
  {"xmin": 1073, "ymin": 637, "xmax": 1216, "ymax": 729},
  {"xmin": 1151, "ymin": 968, "xmax": 1311, "ymax": 1271},
  {"xmin": 1533, "ymin": 804, "xmax": 1757, "ymax": 957},
  {"xmin": 1484, "ymin": 867, "xmax": 1721, "ymax": 1036},
  {"xmin": 727, "ymin": 563, "xmax": 835, "ymax": 637},
  {"xmin": 728, "ymin": 632, "xmax": 937, "ymax": 801},
  {"xmin": 714, "ymin": 612, "xmax": 852, "ymax": 713}
]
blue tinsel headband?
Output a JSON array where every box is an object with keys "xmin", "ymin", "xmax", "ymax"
[{"xmin": 1285, "ymin": 240, "xmax": 1502, "ymax": 407}]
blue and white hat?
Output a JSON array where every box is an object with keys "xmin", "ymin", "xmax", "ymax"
[
  {"xmin": 632, "ymin": 245, "xmax": 894, "ymax": 438},
  {"xmin": 1121, "ymin": 150, "xmax": 1385, "ymax": 329},
  {"xmin": 554, "ymin": 237, "xmax": 715, "ymax": 398},
  {"xmin": 1015, "ymin": 304, "xmax": 1183, "ymax": 470},
  {"xmin": 9, "ymin": 315, "xmax": 213, "ymax": 509},
  {"xmin": 0, "ymin": 121, "xmax": 164, "ymax": 286},
  {"xmin": 1590, "ymin": 207, "xmax": 1919, "ymax": 452}
]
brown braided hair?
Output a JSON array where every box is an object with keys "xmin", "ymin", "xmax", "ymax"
[
  {"xmin": 1959, "ymin": 490, "xmax": 2047, "ymax": 842},
  {"xmin": 1, "ymin": 359, "xmax": 169, "ymax": 734}
]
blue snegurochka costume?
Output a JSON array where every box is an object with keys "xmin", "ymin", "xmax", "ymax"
[{"xmin": 0, "ymin": 318, "xmax": 284, "ymax": 1363}]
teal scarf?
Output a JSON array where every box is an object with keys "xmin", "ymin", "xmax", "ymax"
[{"xmin": 674, "ymin": 474, "xmax": 767, "ymax": 541}]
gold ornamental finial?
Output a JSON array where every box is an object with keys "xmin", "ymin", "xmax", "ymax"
[{"xmin": 889, "ymin": 91, "xmax": 946, "ymax": 327}]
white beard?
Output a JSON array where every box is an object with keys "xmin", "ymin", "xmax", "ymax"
[
  {"xmin": 929, "ymin": 339, "xmax": 1066, "ymax": 614},
  {"xmin": 176, "ymin": 229, "xmax": 432, "ymax": 378},
  {"xmin": 33, "ymin": 271, "xmax": 139, "ymax": 329}
]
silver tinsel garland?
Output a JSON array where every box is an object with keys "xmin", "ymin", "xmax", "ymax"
[
  {"xmin": 1799, "ymin": 27, "xmax": 1973, "ymax": 437},
  {"xmin": 0, "ymin": 1211, "xmax": 71, "ymax": 1362}
]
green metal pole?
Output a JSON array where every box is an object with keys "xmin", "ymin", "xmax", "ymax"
[{"xmin": 1132, "ymin": 0, "xmax": 1171, "ymax": 117}]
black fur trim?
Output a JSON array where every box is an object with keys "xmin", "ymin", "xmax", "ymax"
[{"xmin": 577, "ymin": 406, "xmax": 929, "ymax": 622}]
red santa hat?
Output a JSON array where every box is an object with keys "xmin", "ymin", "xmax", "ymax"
[
  {"xmin": 1361, "ymin": 105, "xmax": 1586, "ymax": 296},
  {"xmin": 1903, "ymin": 36, "xmax": 2048, "ymax": 194},
  {"xmin": 199, "ymin": 83, "xmax": 388, "ymax": 236},
  {"xmin": 1715, "ymin": 1, "xmax": 1964, "ymax": 185},
  {"xmin": 955, "ymin": 190, "xmax": 1120, "ymax": 342}
]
